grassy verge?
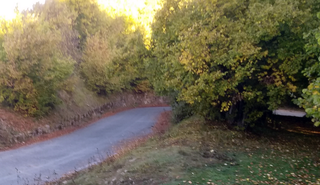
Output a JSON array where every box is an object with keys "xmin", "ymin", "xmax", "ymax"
[{"xmin": 52, "ymin": 114, "xmax": 320, "ymax": 185}]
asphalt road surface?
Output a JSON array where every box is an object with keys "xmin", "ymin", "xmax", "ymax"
[{"xmin": 0, "ymin": 107, "xmax": 171, "ymax": 185}]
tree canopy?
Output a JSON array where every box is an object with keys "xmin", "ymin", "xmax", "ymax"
[{"xmin": 148, "ymin": 0, "xmax": 320, "ymax": 127}]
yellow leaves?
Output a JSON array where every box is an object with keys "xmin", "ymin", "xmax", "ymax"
[
  {"xmin": 287, "ymin": 83, "xmax": 297, "ymax": 93},
  {"xmin": 235, "ymin": 56, "xmax": 247, "ymax": 63},
  {"xmin": 220, "ymin": 101, "xmax": 232, "ymax": 112},
  {"xmin": 308, "ymin": 84, "xmax": 320, "ymax": 91},
  {"xmin": 179, "ymin": 50, "xmax": 208, "ymax": 75},
  {"xmin": 275, "ymin": 80, "xmax": 282, "ymax": 87},
  {"xmin": 288, "ymin": 75, "xmax": 296, "ymax": 82},
  {"xmin": 211, "ymin": 102, "xmax": 217, "ymax": 106},
  {"xmin": 262, "ymin": 50, "xmax": 268, "ymax": 57},
  {"xmin": 308, "ymin": 84, "xmax": 314, "ymax": 90},
  {"xmin": 180, "ymin": 50, "xmax": 192, "ymax": 66}
]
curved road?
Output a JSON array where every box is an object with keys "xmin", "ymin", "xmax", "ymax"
[{"xmin": 0, "ymin": 107, "xmax": 171, "ymax": 185}]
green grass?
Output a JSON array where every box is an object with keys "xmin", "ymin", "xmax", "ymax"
[
  {"xmin": 167, "ymin": 150, "xmax": 320, "ymax": 185},
  {"xmin": 53, "ymin": 116, "xmax": 320, "ymax": 185}
]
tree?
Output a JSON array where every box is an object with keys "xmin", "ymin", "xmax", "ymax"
[
  {"xmin": 80, "ymin": 15, "xmax": 149, "ymax": 95},
  {"xmin": 0, "ymin": 4, "xmax": 74, "ymax": 116},
  {"xmin": 149, "ymin": 0, "xmax": 320, "ymax": 128},
  {"xmin": 80, "ymin": 28, "xmax": 120, "ymax": 95},
  {"xmin": 30, "ymin": 0, "xmax": 80, "ymax": 62},
  {"xmin": 62, "ymin": 0, "xmax": 115, "ymax": 50}
]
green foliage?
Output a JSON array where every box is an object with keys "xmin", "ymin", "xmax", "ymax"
[
  {"xmin": 0, "ymin": 2, "xmax": 75, "ymax": 116},
  {"xmin": 297, "ymin": 79, "xmax": 320, "ymax": 126},
  {"xmin": 80, "ymin": 15, "xmax": 149, "ymax": 95},
  {"xmin": 296, "ymin": 19, "xmax": 320, "ymax": 126},
  {"xmin": 170, "ymin": 100, "xmax": 194, "ymax": 123},
  {"xmin": 62, "ymin": 0, "xmax": 151, "ymax": 95},
  {"xmin": 0, "ymin": 0, "xmax": 151, "ymax": 116},
  {"xmin": 30, "ymin": 0, "xmax": 80, "ymax": 62},
  {"xmin": 80, "ymin": 27, "xmax": 121, "ymax": 95},
  {"xmin": 132, "ymin": 80, "xmax": 152, "ymax": 93},
  {"xmin": 63, "ymin": 0, "xmax": 114, "ymax": 50},
  {"xmin": 149, "ymin": 0, "xmax": 320, "ymax": 127},
  {"xmin": 111, "ymin": 23, "xmax": 150, "ymax": 92}
]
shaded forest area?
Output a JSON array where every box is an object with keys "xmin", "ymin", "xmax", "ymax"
[{"xmin": 1, "ymin": 0, "xmax": 320, "ymax": 130}]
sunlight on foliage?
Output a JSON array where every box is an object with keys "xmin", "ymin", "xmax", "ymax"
[{"xmin": 98, "ymin": 0, "xmax": 162, "ymax": 46}]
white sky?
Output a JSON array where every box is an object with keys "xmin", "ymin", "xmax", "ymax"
[
  {"xmin": 0, "ymin": 0, "xmax": 158, "ymax": 20},
  {"xmin": 0, "ymin": 0, "xmax": 46, "ymax": 20}
]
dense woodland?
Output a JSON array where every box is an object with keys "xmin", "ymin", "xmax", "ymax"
[{"xmin": 0, "ymin": 0, "xmax": 320, "ymax": 129}]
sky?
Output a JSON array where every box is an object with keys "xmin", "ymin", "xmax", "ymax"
[
  {"xmin": 0, "ymin": 0, "xmax": 46, "ymax": 20},
  {"xmin": 0, "ymin": 0, "xmax": 160, "ymax": 20}
]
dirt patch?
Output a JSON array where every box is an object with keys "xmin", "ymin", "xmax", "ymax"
[{"xmin": 0, "ymin": 108, "xmax": 37, "ymax": 132}]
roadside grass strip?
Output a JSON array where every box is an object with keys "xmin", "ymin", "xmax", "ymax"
[{"xmin": 54, "ymin": 115, "xmax": 320, "ymax": 185}]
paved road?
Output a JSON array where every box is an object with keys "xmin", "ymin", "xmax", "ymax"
[{"xmin": 0, "ymin": 107, "xmax": 171, "ymax": 185}]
